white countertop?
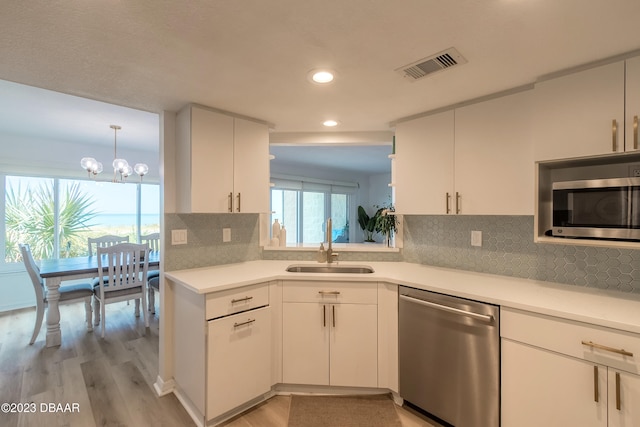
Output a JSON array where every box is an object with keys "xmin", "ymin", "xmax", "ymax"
[{"xmin": 165, "ymin": 260, "xmax": 640, "ymax": 334}]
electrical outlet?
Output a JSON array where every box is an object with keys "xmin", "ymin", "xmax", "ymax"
[
  {"xmin": 629, "ymin": 165, "xmax": 640, "ymax": 177},
  {"xmin": 223, "ymin": 228, "xmax": 231, "ymax": 242},
  {"xmin": 471, "ymin": 230, "xmax": 482, "ymax": 247}
]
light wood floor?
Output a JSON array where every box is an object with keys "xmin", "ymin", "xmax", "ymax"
[{"xmin": 0, "ymin": 301, "xmax": 441, "ymax": 427}]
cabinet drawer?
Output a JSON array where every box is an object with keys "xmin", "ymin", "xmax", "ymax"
[
  {"xmin": 206, "ymin": 283, "xmax": 269, "ymax": 320},
  {"xmin": 501, "ymin": 307, "xmax": 640, "ymax": 374},
  {"xmin": 283, "ymin": 281, "xmax": 377, "ymax": 304}
]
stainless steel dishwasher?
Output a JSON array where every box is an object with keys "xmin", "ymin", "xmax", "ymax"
[{"xmin": 399, "ymin": 286, "xmax": 500, "ymax": 427}]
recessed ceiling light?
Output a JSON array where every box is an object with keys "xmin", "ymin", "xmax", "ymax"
[
  {"xmin": 308, "ymin": 69, "xmax": 335, "ymax": 84},
  {"xmin": 323, "ymin": 120, "xmax": 340, "ymax": 127}
]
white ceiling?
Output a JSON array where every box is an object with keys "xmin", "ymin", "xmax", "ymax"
[{"xmin": 1, "ymin": 0, "xmax": 640, "ymax": 153}]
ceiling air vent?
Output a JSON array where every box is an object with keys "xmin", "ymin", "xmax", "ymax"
[{"xmin": 396, "ymin": 47, "xmax": 467, "ymax": 81}]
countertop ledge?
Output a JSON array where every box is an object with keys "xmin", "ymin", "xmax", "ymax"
[{"xmin": 165, "ymin": 260, "xmax": 640, "ymax": 335}]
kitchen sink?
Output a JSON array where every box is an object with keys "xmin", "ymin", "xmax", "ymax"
[{"xmin": 285, "ymin": 264, "xmax": 375, "ymax": 274}]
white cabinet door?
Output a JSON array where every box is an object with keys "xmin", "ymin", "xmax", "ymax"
[
  {"xmin": 232, "ymin": 117, "xmax": 270, "ymax": 213},
  {"xmin": 329, "ymin": 303, "xmax": 377, "ymax": 388},
  {"xmin": 625, "ymin": 56, "xmax": 640, "ymax": 153},
  {"xmin": 395, "ymin": 110, "xmax": 454, "ymax": 214},
  {"xmin": 501, "ymin": 339, "xmax": 606, "ymax": 427},
  {"xmin": 176, "ymin": 106, "xmax": 234, "ymax": 213},
  {"xmin": 282, "ymin": 302, "xmax": 329, "ymax": 385},
  {"xmin": 176, "ymin": 105, "xmax": 269, "ymax": 213},
  {"xmin": 608, "ymin": 370, "xmax": 640, "ymax": 427},
  {"xmin": 533, "ymin": 61, "xmax": 625, "ymax": 161},
  {"xmin": 454, "ymin": 90, "xmax": 534, "ymax": 215},
  {"xmin": 207, "ymin": 306, "xmax": 272, "ymax": 420}
]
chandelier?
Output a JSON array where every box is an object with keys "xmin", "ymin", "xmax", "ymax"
[{"xmin": 80, "ymin": 125, "xmax": 149, "ymax": 182}]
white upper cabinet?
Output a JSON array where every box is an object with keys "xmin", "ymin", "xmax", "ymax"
[
  {"xmin": 455, "ymin": 90, "xmax": 534, "ymax": 215},
  {"xmin": 175, "ymin": 105, "xmax": 269, "ymax": 213},
  {"xmin": 533, "ymin": 61, "xmax": 626, "ymax": 161},
  {"xmin": 626, "ymin": 56, "xmax": 640, "ymax": 153},
  {"xmin": 395, "ymin": 90, "xmax": 533, "ymax": 215},
  {"xmin": 395, "ymin": 110, "xmax": 454, "ymax": 214}
]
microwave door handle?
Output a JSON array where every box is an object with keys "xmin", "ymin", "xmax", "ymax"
[{"xmin": 629, "ymin": 188, "xmax": 634, "ymax": 228}]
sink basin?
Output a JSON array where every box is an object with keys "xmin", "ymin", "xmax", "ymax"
[{"xmin": 286, "ymin": 264, "xmax": 375, "ymax": 274}]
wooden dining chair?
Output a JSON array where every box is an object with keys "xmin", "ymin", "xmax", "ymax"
[
  {"xmin": 19, "ymin": 243, "xmax": 94, "ymax": 344},
  {"xmin": 140, "ymin": 232, "xmax": 160, "ymax": 252},
  {"xmin": 87, "ymin": 235, "xmax": 130, "ymax": 256},
  {"xmin": 140, "ymin": 232, "xmax": 161, "ymax": 314},
  {"xmin": 93, "ymin": 243, "xmax": 149, "ymax": 338}
]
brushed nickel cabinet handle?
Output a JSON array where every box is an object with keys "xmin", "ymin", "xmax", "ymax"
[
  {"xmin": 323, "ymin": 305, "xmax": 326, "ymax": 327},
  {"xmin": 332, "ymin": 305, "xmax": 336, "ymax": 328},
  {"xmin": 634, "ymin": 115, "xmax": 638, "ymax": 150},
  {"xmin": 616, "ymin": 372, "xmax": 621, "ymax": 410},
  {"xmin": 581, "ymin": 340, "xmax": 634, "ymax": 357},
  {"xmin": 593, "ymin": 366, "xmax": 599, "ymax": 402},
  {"xmin": 456, "ymin": 192, "xmax": 461, "ymax": 214},
  {"xmin": 228, "ymin": 192, "xmax": 233, "ymax": 212},
  {"xmin": 318, "ymin": 290, "xmax": 341, "ymax": 295},
  {"xmin": 231, "ymin": 296, "xmax": 253, "ymax": 304},
  {"xmin": 445, "ymin": 192, "xmax": 451, "ymax": 214},
  {"xmin": 612, "ymin": 119, "xmax": 618, "ymax": 152},
  {"xmin": 233, "ymin": 318, "xmax": 255, "ymax": 328},
  {"xmin": 236, "ymin": 192, "xmax": 241, "ymax": 212}
]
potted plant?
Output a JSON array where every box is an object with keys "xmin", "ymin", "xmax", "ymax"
[
  {"xmin": 374, "ymin": 203, "xmax": 398, "ymax": 247},
  {"xmin": 357, "ymin": 205, "xmax": 382, "ymax": 242}
]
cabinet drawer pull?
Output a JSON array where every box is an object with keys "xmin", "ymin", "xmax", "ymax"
[
  {"xmin": 228, "ymin": 192, "xmax": 233, "ymax": 212},
  {"xmin": 231, "ymin": 296, "xmax": 253, "ymax": 304},
  {"xmin": 233, "ymin": 318, "xmax": 255, "ymax": 328},
  {"xmin": 236, "ymin": 192, "xmax": 241, "ymax": 212},
  {"xmin": 445, "ymin": 192, "xmax": 451, "ymax": 214},
  {"xmin": 612, "ymin": 119, "xmax": 618, "ymax": 152},
  {"xmin": 581, "ymin": 340, "xmax": 634, "ymax": 357},
  {"xmin": 318, "ymin": 290, "xmax": 340, "ymax": 295},
  {"xmin": 455, "ymin": 192, "xmax": 461, "ymax": 214},
  {"xmin": 634, "ymin": 115, "xmax": 638, "ymax": 150},
  {"xmin": 593, "ymin": 366, "xmax": 599, "ymax": 402}
]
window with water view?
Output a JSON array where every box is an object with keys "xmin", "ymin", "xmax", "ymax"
[{"xmin": 4, "ymin": 175, "xmax": 160, "ymax": 263}]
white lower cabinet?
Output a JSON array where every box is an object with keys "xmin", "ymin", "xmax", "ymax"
[
  {"xmin": 501, "ymin": 307, "xmax": 640, "ymax": 427},
  {"xmin": 282, "ymin": 281, "xmax": 378, "ymax": 388},
  {"xmin": 502, "ymin": 339, "xmax": 607, "ymax": 427},
  {"xmin": 207, "ymin": 306, "xmax": 272, "ymax": 420}
]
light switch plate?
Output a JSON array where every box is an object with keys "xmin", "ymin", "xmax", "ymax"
[
  {"xmin": 471, "ymin": 230, "xmax": 482, "ymax": 247},
  {"xmin": 223, "ymin": 228, "xmax": 231, "ymax": 242},
  {"xmin": 171, "ymin": 229, "xmax": 187, "ymax": 245}
]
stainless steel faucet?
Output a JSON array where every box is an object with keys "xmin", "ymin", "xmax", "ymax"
[{"xmin": 325, "ymin": 218, "xmax": 338, "ymax": 263}]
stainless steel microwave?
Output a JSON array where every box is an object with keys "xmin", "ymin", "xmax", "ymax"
[{"xmin": 552, "ymin": 177, "xmax": 640, "ymax": 240}]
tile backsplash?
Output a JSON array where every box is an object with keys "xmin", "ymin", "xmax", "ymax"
[
  {"xmin": 164, "ymin": 213, "xmax": 640, "ymax": 295},
  {"xmin": 164, "ymin": 213, "xmax": 261, "ymax": 272},
  {"xmin": 403, "ymin": 215, "xmax": 640, "ymax": 294}
]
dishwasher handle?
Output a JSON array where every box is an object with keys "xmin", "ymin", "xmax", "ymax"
[{"xmin": 400, "ymin": 294, "xmax": 494, "ymax": 323}]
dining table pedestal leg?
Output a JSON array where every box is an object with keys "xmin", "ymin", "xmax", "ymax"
[{"xmin": 45, "ymin": 278, "xmax": 62, "ymax": 347}]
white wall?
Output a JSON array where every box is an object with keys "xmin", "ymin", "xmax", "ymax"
[{"xmin": 0, "ymin": 132, "xmax": 160, "ymax": 183}]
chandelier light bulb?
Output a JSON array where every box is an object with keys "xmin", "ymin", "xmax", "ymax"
[
  {"xmin": 122, "ymin": 164, "xmax": 133, "ymax": 178},
  {"xmin": 91, "ymin": 161, "xmax": 103, "ymax": 175},
  {"xmin": 112, "ymin": 158, "xmax": 129, "ymax": 173},
  {"xmin": 134, "ymin": 163, "xmax": 149, "ymax": 177}
]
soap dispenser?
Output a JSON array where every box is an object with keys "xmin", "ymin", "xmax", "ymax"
[{"xmin": 317, "ymin": 243, "xmax": 326, "ymax": 263}]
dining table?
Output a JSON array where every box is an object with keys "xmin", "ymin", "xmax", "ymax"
[{"xmin": 38, "ymin": 251, "xmax": 160, "ymax": 347}]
